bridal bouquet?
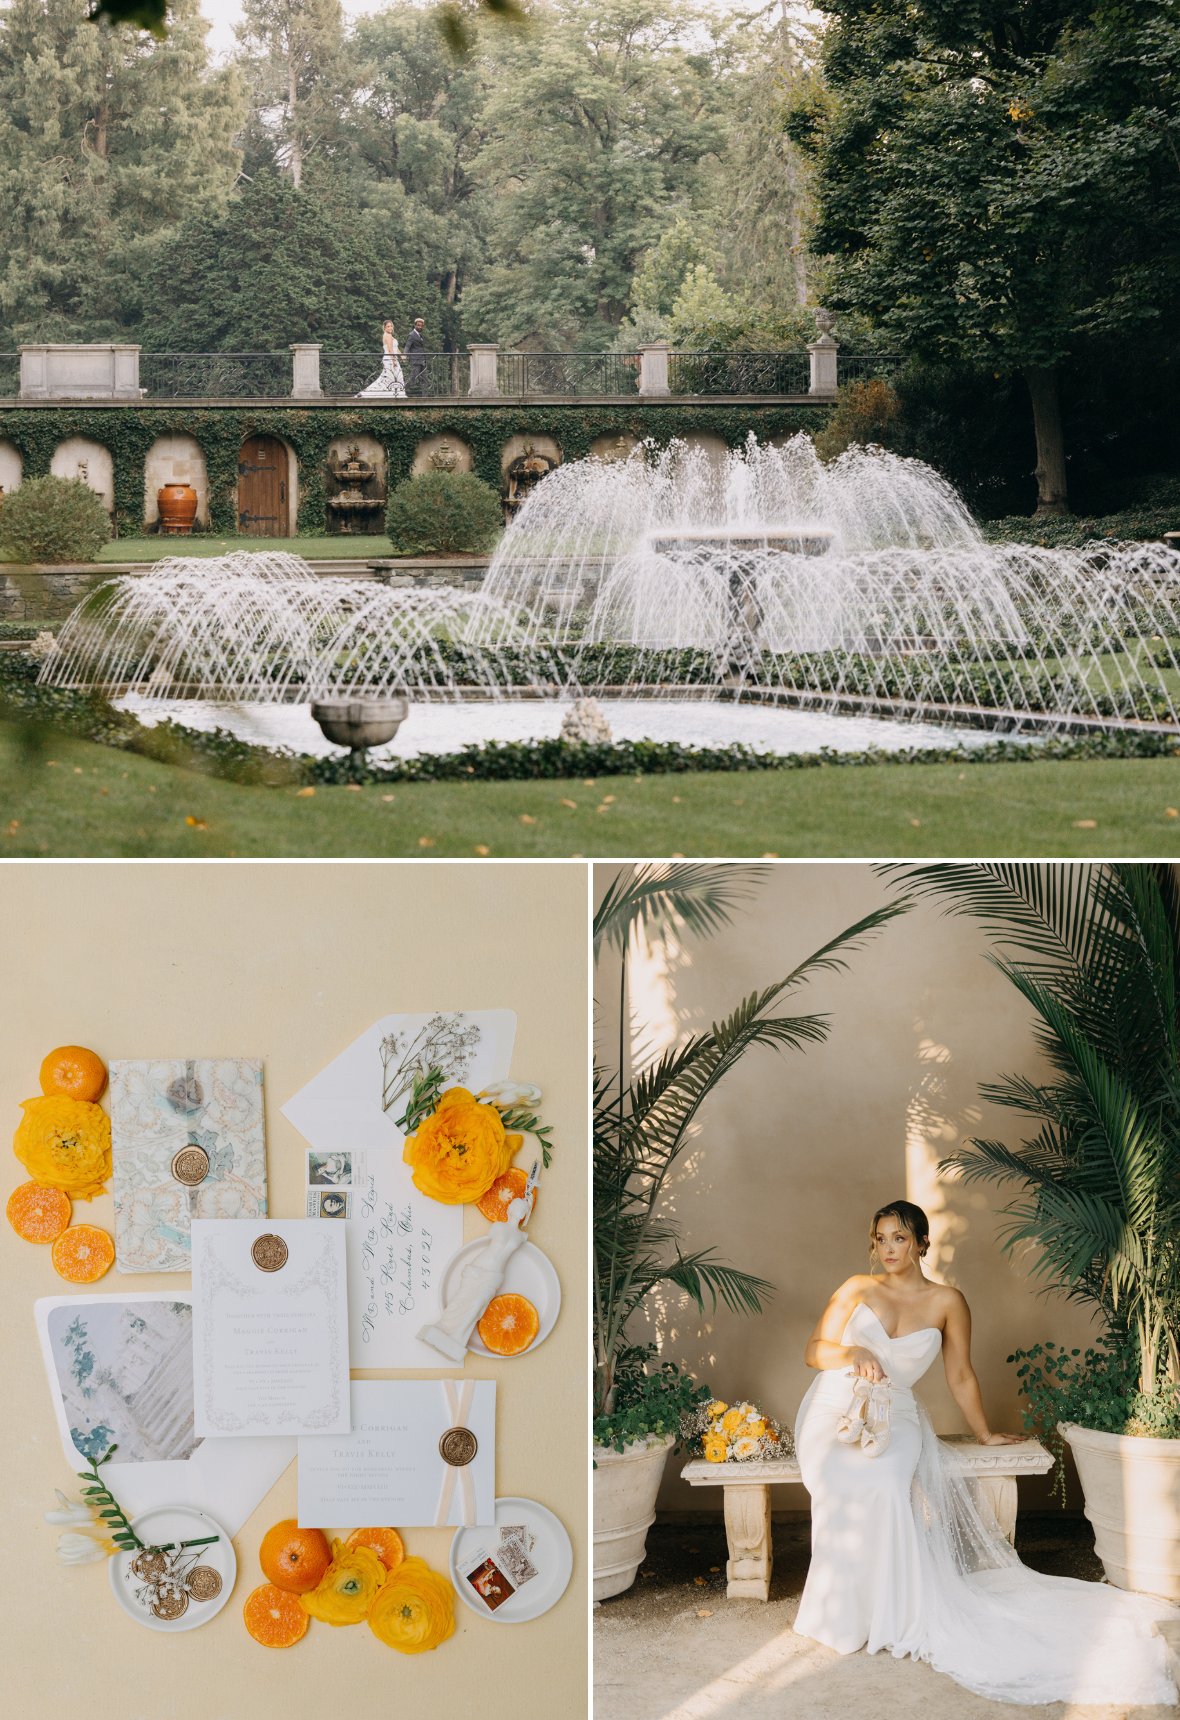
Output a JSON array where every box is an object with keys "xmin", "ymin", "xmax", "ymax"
[{"xmin": 686, "ymin": 1398, "xmax": 793, "ymax": 1463}]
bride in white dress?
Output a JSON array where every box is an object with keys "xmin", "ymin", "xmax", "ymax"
[
  {"xmin": 794, "ymin": 1198, "xmax": 1177, "ymax": 1706},
  {"xmin": 358, "ymin": 321, "xmax": 406, "ymax": 398}
]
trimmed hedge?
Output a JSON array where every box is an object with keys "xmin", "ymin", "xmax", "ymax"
[
  {"xmin": 981, "ymin": 509, "xmax": 1177, "ymax": 548},
  {"xmin": 386, "ymin": 470, "xmax": 502, "ymax": 554},
  {"xmin": 0, "ymin": 474, "xmax": 111, "ymax": 563}
]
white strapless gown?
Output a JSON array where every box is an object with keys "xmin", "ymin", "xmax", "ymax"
[{"xmin": 794, "ymin": 1302, "xmax": 1177, "ymax": 1705}]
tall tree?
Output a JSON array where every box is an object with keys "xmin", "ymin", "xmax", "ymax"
[
  {"xmin": 0, "ymin": 0, "xmax": 244, "ymax": 340},
  {"xmin": 794, "ymin": 0, "xmax": 1180, "ymax": 512},
  {"xmin": 463, "ymin": 0, "xmax": 727, "ymax": 345},
  {"xmin": 237, "ymin": 0, "xmax": 346, "ymax": 189}
]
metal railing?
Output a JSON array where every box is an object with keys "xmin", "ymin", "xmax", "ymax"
[
  {"xmin": 496, "ymin": 351, "xmax": 640, "ymax": 397},
  {"xmin": 667, "ymin": 350, "xmax": 811, "ymax": 396},
  {"xmin": 319, "ymin": 351, "xmax": 468, "ymax": 398},
  {"xmin": 138, "ymin": 352, "xmax": 291, "ymax": 398},
  {"xmin": 0, "ymin": 352, "xmax": 19, "ymax": 398}
]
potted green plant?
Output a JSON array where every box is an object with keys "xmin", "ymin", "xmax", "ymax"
[
  {"xmin": 593, "ymin": 863, "xmax": 906, "ymax": 1600},
  {"xmin": 886, "ymin": 863, "xmax": 1180, "ymax": 1599}
]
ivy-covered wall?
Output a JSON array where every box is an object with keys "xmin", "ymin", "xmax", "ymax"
[{"xmin": 0, "ymin": 402, "xmax": 829, "ymax": 535}]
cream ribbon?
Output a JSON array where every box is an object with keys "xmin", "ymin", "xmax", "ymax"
[{"xmin": 435, "ymin": 1378, "xmax": 477, "ymax": 1527}]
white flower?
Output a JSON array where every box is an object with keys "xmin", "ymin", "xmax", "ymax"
[
  {"xmin": 478, "ymin": 1080, "xmax": 542, "ymax": 1109},
  {"xmin": 56, "ymin": 1530, "xmax": 111, "ymax": 1564},
  {"xmin": 732, "ymin": 1436, "xmax": 762, "ymax": 1461},
  {"xmin": 45, "ymin": 1490, "xmax": 95, "ymax": 1525}
]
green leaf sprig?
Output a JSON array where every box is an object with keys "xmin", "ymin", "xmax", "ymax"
[
  {"xmin": 498, "ymin": 1104, "xmax": 554, "ymax": 1169},
  {"xmin": 76, "ymin": 1446, "xmax": 217, "ymax": 1555},
  {"xmin": 396, "ymin": 1066, "xmax": 448, "ymax": 1135}
]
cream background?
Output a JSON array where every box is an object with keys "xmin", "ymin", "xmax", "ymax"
[
  {"xmin": 0, "ymin": 862, "xmax": 587, "ymax": 1720},
  {"xmin": 594, "ymin": 862, "xmax": 1098, "ymax": 1515}
]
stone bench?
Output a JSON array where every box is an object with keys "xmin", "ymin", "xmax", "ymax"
[{"xmin": 681, "ymin": 1436, "xmax": 1054, "ymax": 1600}]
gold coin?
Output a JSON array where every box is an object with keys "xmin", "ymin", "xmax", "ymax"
[
  {"xmin": 186, "ymin": 1565, "xmax": 222, "ymax": 1602},
  {"xmin": 150, "ymin": 1587, "xmax": 189, "ymax": 1621},
  {"xmin": 171, "ymin": 1145, "xmax": 210, "ymax": 1186},
  {"xmin": 439, "ymin": 1425, "xmax": 478, "ymax": 1467},
  {"xmin": 251, "ymin": 1232, "xmax": 288, "ymax": 1272}
]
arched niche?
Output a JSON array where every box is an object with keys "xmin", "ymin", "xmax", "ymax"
[
  {"xmin": 675, "ymin": 432, "xmax": 729, "ymax": 472},
  {"xmin": 0, "ymin": 439, "xmax": 22, "ymax": 499},
  {"xmin": 589, "ymin": 434, "xmax": 640, "ymax": 464},
  {"xmin": 50, "ymin": 437, "xmax": 114, "ymax": 512},
  {"xmin": 499, "ymin": 434, "xmax": 561, "ymax": 477},
  {"xmin": 143, "ymin": 433, "xmax": 209, "ymax": 528},
  {"xmin": 411, "ymin": 434, "xmax": 473, "ymax": 478}
]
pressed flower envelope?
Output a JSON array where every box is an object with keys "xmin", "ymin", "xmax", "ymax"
[
  {"xmin": 109, "ymin": 1057, "xmax": 266, "ymax": 1273},
  {"xmin": 282, "ymin": 1010, "xmax": 516, "ymax": 1368},
  {"xmin": 34, "ymin": 1293, "xmax": 295, "ymax": 1535}
]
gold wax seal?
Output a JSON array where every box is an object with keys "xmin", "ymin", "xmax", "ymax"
[
  {"xmin": 439, "ymin": 1425, "xmax": 478, "ymax": 1467},
  {"xmin": 251, "ymin": 1232, "xmax": 288, "ymax": 1272},
  {"xmin": 171, "ymin": 1145, "xmax": 210, "ymax": 1187},
  {"xmin": 131, "ymin": 1550, "xmax": 169, "ymax": 1581},
  {"xmin": 187, "ymin": 1565, "xmax": 222, "ymax": 1602},
  {"xmin": 150, "ymin": 1588, "xmax": 189, "ymax": 1621}
]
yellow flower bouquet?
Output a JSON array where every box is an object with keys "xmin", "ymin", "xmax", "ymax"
[
  {"xmin": 300, "ymin": 1540, "xmax": 387, "ymax": 1625},
  {"xmin": 687, "ymin": 1398, "xmax": 792, "ymax": 1463},
  {"xmin": 14, "ymin": 1096, "xmax": 110, "ymax": 1199}
]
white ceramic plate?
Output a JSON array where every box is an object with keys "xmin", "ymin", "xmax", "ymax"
[
  {"xmin": 440, "ymin": 1238, "xmax": 561, "ymax": 1357},
  {"xmin": 450, "ymin": 1496, "xmax": 573, "ymax": 1624},
  {"xmin": 108, "ymin": 1505, "xmax": 235, "ymax": 1632}
]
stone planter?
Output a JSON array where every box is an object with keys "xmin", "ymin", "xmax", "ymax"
[
  {"xmin": 1061, "ymin": 1421, "xmax": 1180, "ymax": 1600},
  {"xmin": 593, "ymin": 1433, "xmax": 675, "ymax": 1602}
]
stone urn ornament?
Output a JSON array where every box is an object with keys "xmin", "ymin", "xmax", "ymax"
[{"xmin": 157, "ymin": 483, "xmax": 198, "ymax": 536}]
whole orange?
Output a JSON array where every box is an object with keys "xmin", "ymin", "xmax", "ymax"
[
  {"xmin": 259, "ymin": 1520, "xmax": 332, "ymax": 1594},
  {"xmin": 39, "ymin": 1045, "xmax": 107, "ymax": 1103}
]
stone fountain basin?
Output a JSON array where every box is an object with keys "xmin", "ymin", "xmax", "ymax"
[
  {"xmin": 310, "ymin": 697, "xmax": 409, "ymax": 750},
  {"xmin": 115, "ymin": 695, "xmax": 1010, "ymax": 761},
  {"xmin": 646, "ymin": 527, "xmax": 835, "ymax": 557}
]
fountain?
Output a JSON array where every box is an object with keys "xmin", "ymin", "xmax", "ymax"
[{"xmin": 37, "ymin": 438, "xmax": 1180, "ymax": 759}]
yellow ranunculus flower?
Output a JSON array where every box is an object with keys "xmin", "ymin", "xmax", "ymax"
[
  {"xmin": 743, "ymin": 1417, "xmax": 768, "ymax": 1438},
  {"xmin": 300, "ymin": 1540, "xmax": 386, "ymax": 1625},
  {"xmin": 720, "ymin": 1408, "xmax": 746, "ymax": 1437},
  {"xmin": 368, "ymin": 1555, "xmax": 456, "ymax": 1653},
  {"xmin": 703, "ymin": 1433, "xmax": 729, "ymax": 1463},
  {"xmin": 705, "ymin": 1400, "xmax": 728, "ymax": 1419},
  {"xmin": 402, "ymin": 1087, "xmax": 522, "ymax": 1205},
  {"xmin": 14, "ymin": 1097, "xmax": 110, "ymax": 1199}
]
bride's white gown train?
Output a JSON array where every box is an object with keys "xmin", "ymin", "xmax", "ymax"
[{"xmin": 794, "ymin": 1303, "xmax": 1177, "ymax": 1705}]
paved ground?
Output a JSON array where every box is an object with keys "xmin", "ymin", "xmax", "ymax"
[{"xmin": 595, "ymin": 1518, "xmax": 1179, "ymax": 1720}]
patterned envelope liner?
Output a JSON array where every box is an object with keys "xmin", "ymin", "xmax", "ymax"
[{"xmin": 111, "ymin": 1059, "xmax": 266, "ymax": 1272}]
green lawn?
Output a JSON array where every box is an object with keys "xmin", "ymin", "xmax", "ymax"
[
  {"xmin": 98, "ymin": 535, "xmax": 398, "ymax": 562},
  {"xmin": 2, "ymin": 723, "xmax": 1179, "ymax": 857}
]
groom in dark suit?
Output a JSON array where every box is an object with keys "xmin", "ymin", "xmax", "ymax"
[{"xmin": 405, "ymin": 318, "xmax": 428, "ymax": 396}]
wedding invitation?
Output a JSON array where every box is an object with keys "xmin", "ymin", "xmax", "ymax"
[
  {"xmin": 282, "ymin": 1010, "xmax": 517, "ymax": 1367},
  {"xmin": 190, "ymin": 1219, "xmax": 350, "ymax": 1438},
  {"xmin": 297, "ymin": 1380, "xmax": 496, "ymax": 1529}
]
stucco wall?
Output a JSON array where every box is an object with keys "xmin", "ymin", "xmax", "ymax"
[{"xmin": 594, "ymin": 862, "xmax": 1098, "ymax": 1514}]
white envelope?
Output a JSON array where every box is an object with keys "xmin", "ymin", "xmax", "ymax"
[
  {"xmin": 35, "ymin": 1293, "xmax": 294, "ymax": 1536},
  {"xmin": 191, "ymin": 1218, "xmax": 351, "ymax": 1438},
  {"xmin": 282, "ymin": 1010, "xmax": 517, "ymax": 1368},
  {"xmin": 297, "ymin": 1379, "xmax": 496, "ymax": 1530}
]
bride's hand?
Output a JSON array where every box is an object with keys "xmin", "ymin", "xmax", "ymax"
[
  {"xmin": 848, "ymin": 1347, "xmax": 886, "ymax": 1382},
  {"xmin": 980, "ymin": 1431, "xmax": 1025, "ymax": 1445}
]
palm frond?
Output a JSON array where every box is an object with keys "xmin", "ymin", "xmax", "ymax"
[{"xmin": 593, "ymin": 863, "xmax": 769, "ymax": 957}]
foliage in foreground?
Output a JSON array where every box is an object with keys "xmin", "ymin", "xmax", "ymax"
[{"xmin": 0, "ymin": 476, "xmax": 111, "ymax": 564}]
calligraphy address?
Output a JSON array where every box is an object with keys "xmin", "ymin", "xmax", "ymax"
[{"xmin": 357, "ymin": 1172, "xmax": 433, "ymax": 1347}]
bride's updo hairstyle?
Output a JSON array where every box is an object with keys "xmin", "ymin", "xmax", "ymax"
[{"xmin": 869, "ymin": 1199, "xmax": 931, "ymax": 1264}]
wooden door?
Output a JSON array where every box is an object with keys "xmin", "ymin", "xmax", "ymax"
[{"xmin": 237, "ymin": 435, "xmax": 289, "ymax": 536}]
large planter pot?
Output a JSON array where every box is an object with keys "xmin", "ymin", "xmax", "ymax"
[
  {"xmin": 157, "ymin": 483, "xmax": 198, "ymax": 535},
  {"xmin": 593, "ymin": 1433, "xmax": 675, "ymax": 1602},
  {"xmin": 1061, "ymin": 1421, "xmax": 1180, "ymax": 1600}
]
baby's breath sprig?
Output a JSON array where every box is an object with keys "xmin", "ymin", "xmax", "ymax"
[
  {"xmin": 499, "ymin": 1105, "xmax": 554, "ymax": 1169},
  {"xmin": 397, "ymin": 1065, "xmax": 448, "ymax": 1135}
]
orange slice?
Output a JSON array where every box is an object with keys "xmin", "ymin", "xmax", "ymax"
[
  {"xmin": 39, "ymin": 1045, "xmax": 107, "ymax": 1102},
  {"xmin": 476, "ymin": 1167, "xmax": 537, "ymax": 1224},
  {"xmin": 344, "ymin": 1527, "xmax": 405, "ymax": 1573},
  {"xmin": 477, "ymin": 1292, "xmax": 539, "ymax": 1356},
  {"xmin": 243, "ymin": 1583, "xmax": 309, "ymax": 1647},
  {"xmin": 6, "ymin": 1180, "xmax": 71, "ymax": 1243},
  {"xmin": 51, "ymin": 1223, "xmax": 115, "ymax": 1283}
]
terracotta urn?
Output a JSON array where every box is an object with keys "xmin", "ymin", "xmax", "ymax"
[{"xmin": 157, "ymin": 482, "xmax": 198, "ymax": 535}]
